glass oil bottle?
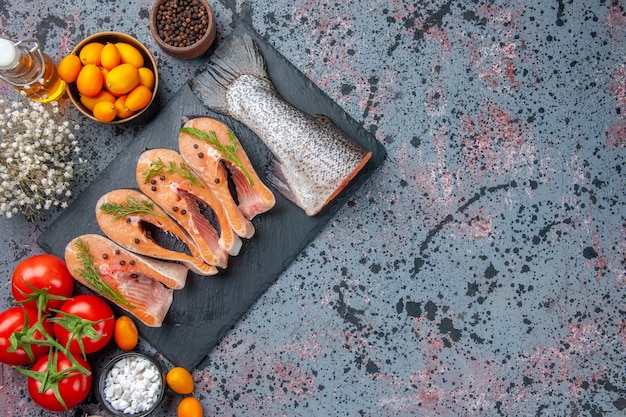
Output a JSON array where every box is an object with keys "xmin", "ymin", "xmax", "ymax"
[{"xmin": 0, "ymin": 38, "xmax": 65, "ymax": 102}]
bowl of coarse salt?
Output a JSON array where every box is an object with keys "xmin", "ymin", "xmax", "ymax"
[{"xmin": 98, "ymin": 352, "xmax": 165, "ymax": 416}]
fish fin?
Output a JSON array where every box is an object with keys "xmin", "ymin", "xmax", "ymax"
[
  {"xmin": 313, "ymin": 114, "xmax": 334, "ymax": 125},
  {"xmin": 190, "ymin": 33, "xmax": 268, "ymax": 116},
  {"xmin": 265, "ymin": 160, "xmax": 302, "ymax": 210}
]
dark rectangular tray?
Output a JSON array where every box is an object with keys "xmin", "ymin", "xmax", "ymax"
[{"xmin": 38, "ymin": 24, "xmax": 386, "ymax": 370}]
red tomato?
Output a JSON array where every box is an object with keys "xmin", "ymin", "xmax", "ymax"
[
  {"xmin": 27, "ymin": 351, "xmax": 92, "ymax": 411},
  {"xmin": 12, "ymin": 254, "xmax": 74, "ymax": 312},
  {"xmin": 0, "ymin": 306, "xmax": 53, "ymax": 366},
  {"xmin": 53, "ymin": 295, "xmax": 115, "ymax": 354}
]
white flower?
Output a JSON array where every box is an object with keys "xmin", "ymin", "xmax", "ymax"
[{"xmin": 0, "ymin": 99, "xmax": 82, "ymax": 220}]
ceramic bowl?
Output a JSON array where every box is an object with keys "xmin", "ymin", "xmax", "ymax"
[
  {"xmin": 67, "ymin": 32, "xmax": 158, "ymax": 124},
  {"xmin": 97, "ymin": 352, "xmax": 165, "ymax": 417},
  {"xmin": 149, "ymin": 0, "xmax": 216, "ymax": 59}
]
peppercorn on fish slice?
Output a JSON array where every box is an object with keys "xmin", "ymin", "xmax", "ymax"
[
  {"xmin": 190, "ymin": 33, "xmax": 372, "ymax": 216},
  {"xmin": 64, "ymin": 234, "xmax": 177, "ymax": 327},
  {"xmin": 95, "ymin": 189, "xmax": 218, "ymax": 279},
  {"xmin": 179, "ymin": 117, "xmax": 275, "ymax": 239},
  {"xmin": 136, "ymin": 148, "xmax": 239, "ymax": 268}
]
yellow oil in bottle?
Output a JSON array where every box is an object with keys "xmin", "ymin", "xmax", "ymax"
[
  {"xmin": 17, "ymin": 54, "xmax": 66, "ymax": 102},
  {"xmin": 0, "ymin": 39, "xmax": 66, "ymax": 102}
]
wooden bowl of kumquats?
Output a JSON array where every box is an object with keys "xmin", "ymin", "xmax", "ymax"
[{"xmin": 60, "ymin": 32, "xmax": 158, "ymax": 124}]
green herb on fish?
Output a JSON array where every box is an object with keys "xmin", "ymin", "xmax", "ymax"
[
  {"xmin": 74, "ymin": 238, "xmax": 135, "ymax": 309},
  {"xmin": 100, "ymin": 197, "xmax": 166, "ymax": 220},
  {"xmin": 180, "ymin": 127, "xmax": 255, "ymax": 185},
  {"xmin": 143, "ymin": 157, "xmax": 204, "ymax": 187}
]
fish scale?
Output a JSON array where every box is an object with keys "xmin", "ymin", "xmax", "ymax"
[{"xmin": 191, "ymin": 34, "xmax": 372, "ymax": 216}]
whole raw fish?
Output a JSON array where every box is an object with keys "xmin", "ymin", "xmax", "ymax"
[{"xmin": 190, "ymin": 33, "xmax": 372, "ymax": 216}]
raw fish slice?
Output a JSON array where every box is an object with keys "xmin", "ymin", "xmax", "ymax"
[
  {"xmin": 190, "ymin": 33, "xmax": 372, "ymax": 216},
  {"xmin": 64, "ymin": 234, "xmax": 178, "ymax": 327},
  {"xmin": 179, "ymin": 117, "xmax": 275, "ymax": 238},
  {"xmin": 136, "ymin": 148, "xmax": 239, "ymax": 268},
  {"xmin": 96, "ymin": 189, "xmax": 218, "ymax": 279}
]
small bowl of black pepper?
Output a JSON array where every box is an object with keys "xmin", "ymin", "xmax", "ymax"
[{"xmin": 149, "ymin": 0, "xmax": 216, "ymax": 59}]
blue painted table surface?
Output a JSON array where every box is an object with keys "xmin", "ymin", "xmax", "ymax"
[{"xmin": 0, "ymin": 1, "xmax": 624, "ymax": 416}]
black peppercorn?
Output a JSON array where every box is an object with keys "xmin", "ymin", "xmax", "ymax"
[{"xmin": 156, "ymin": 0, "xmax": 209, "ymax": 48}]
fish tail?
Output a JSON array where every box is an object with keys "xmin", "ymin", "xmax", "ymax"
[{"xmin": 191, "ymin": 33, "xmax": 268, "ymax": 116}]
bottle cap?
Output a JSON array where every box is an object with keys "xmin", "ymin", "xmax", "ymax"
[{"xmin": 0, "ymin": 38, "xmax": 19, "ymax": 70}]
